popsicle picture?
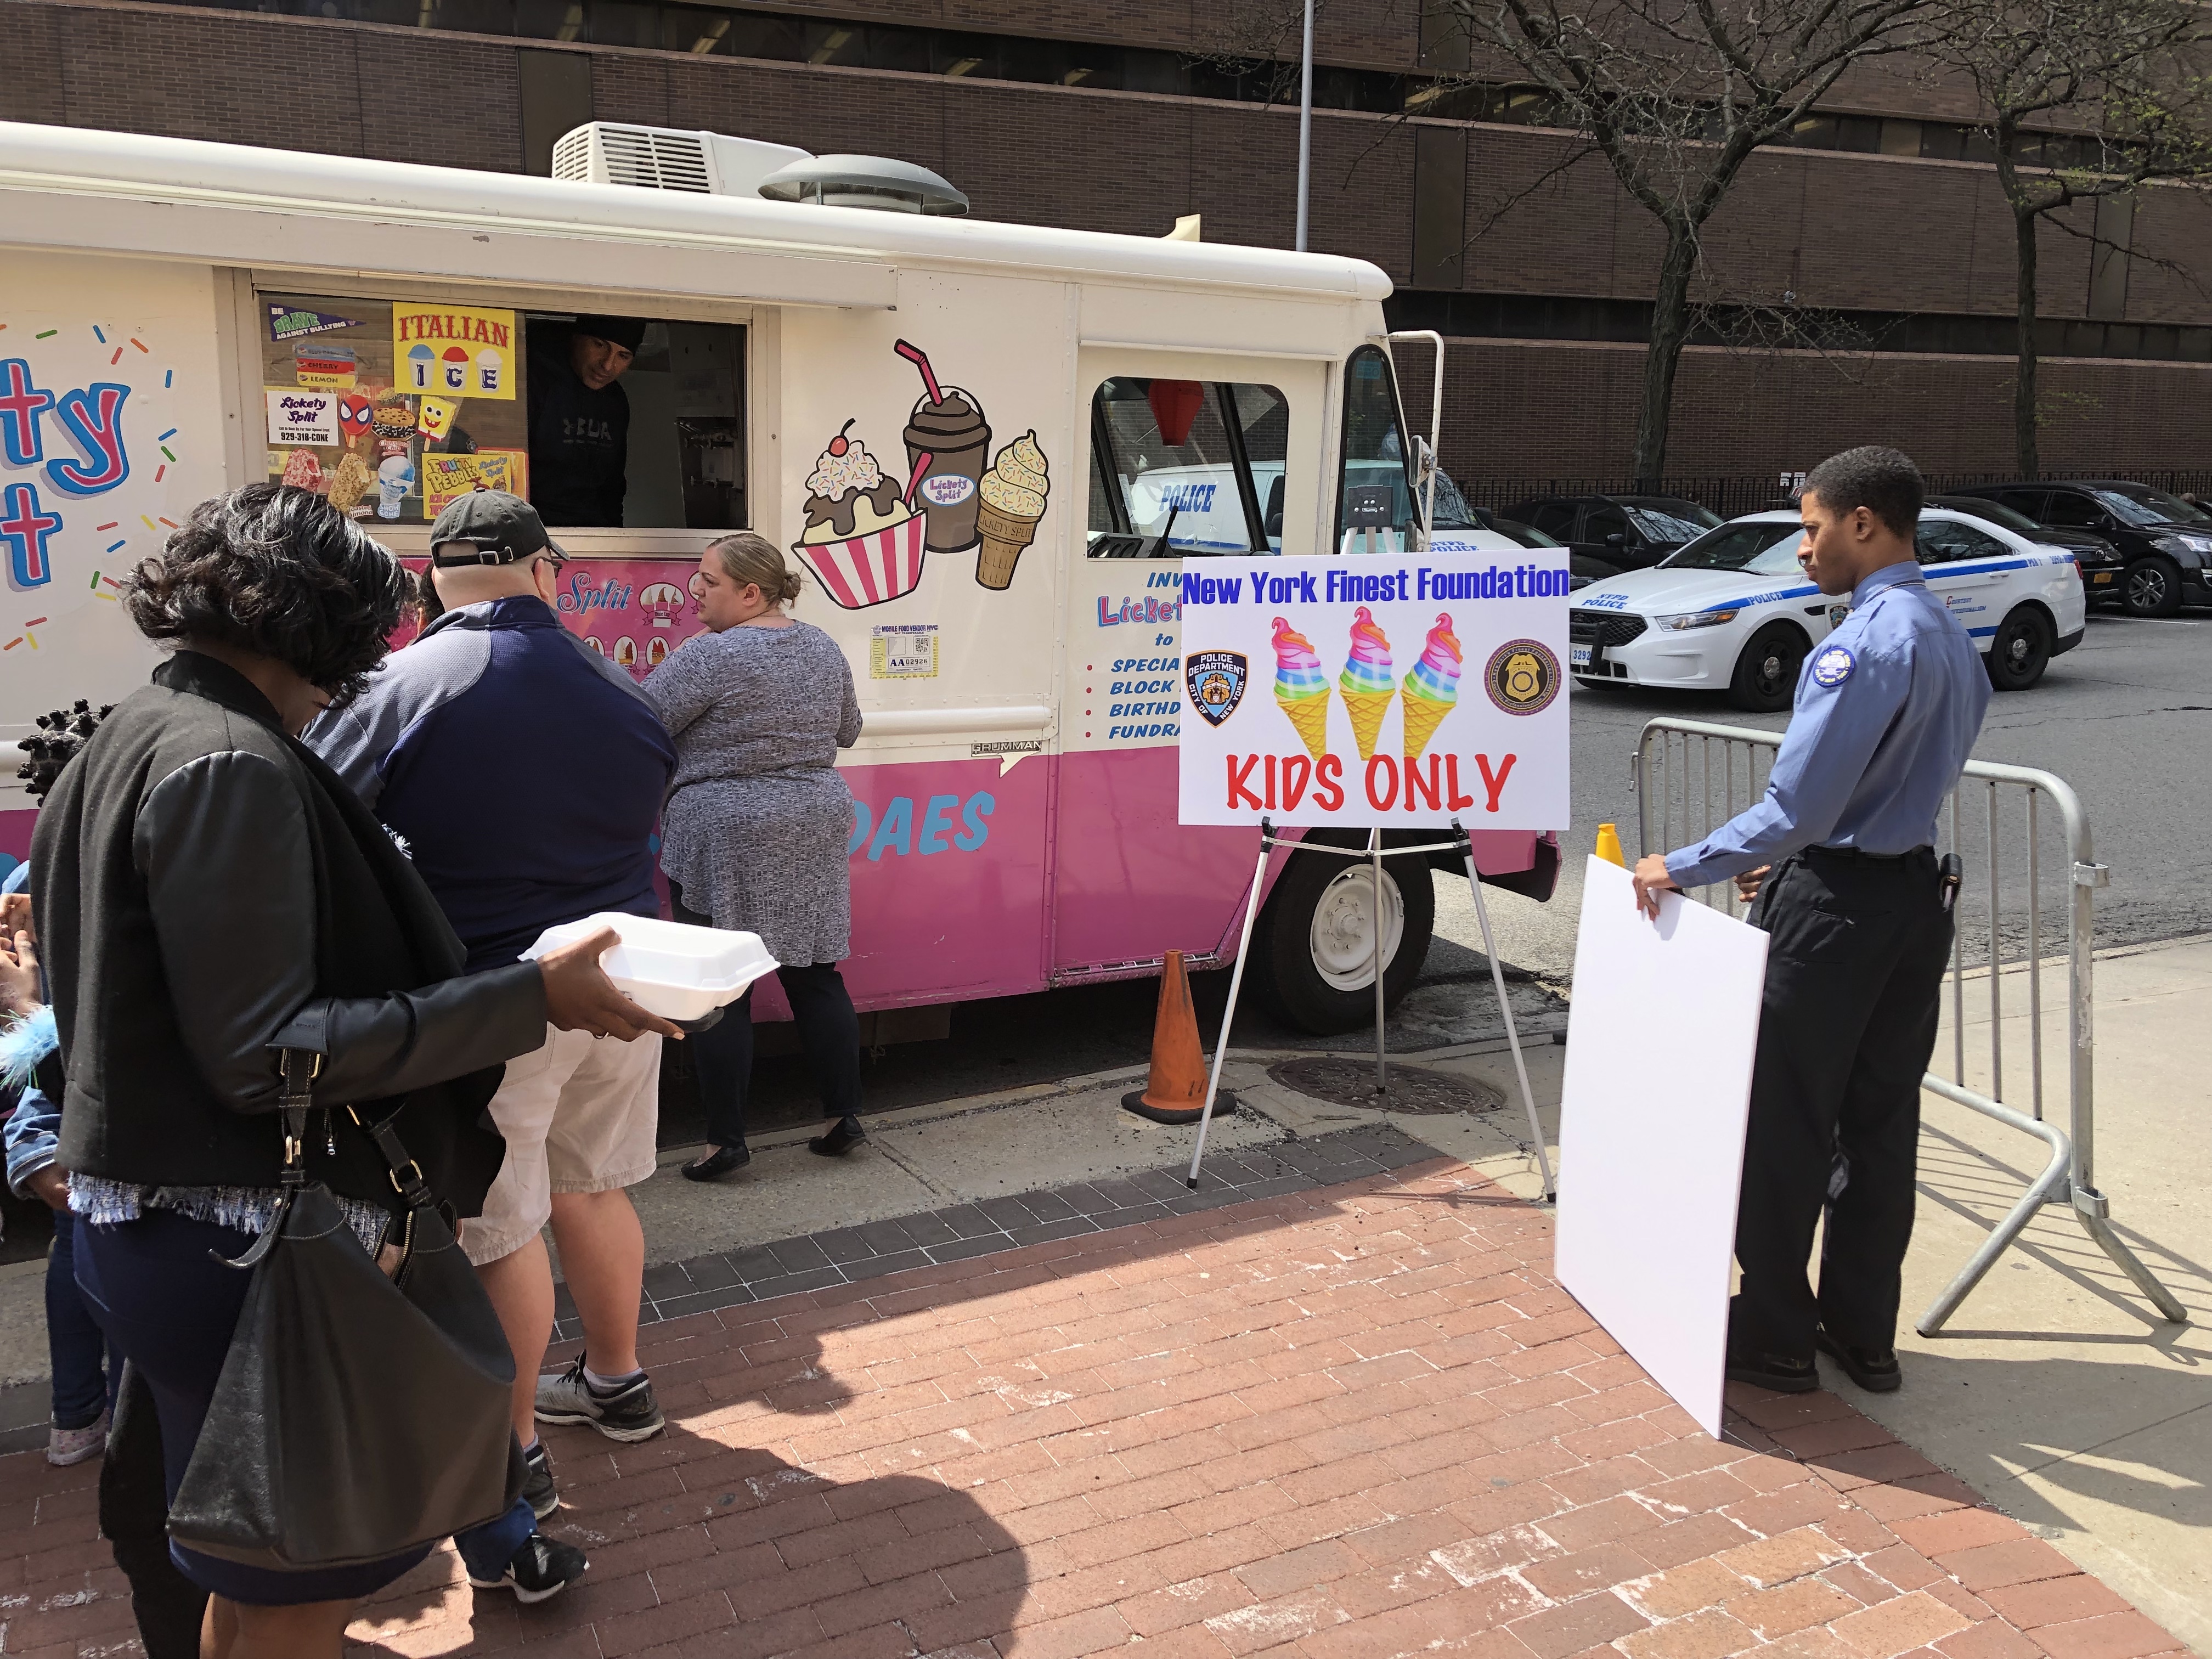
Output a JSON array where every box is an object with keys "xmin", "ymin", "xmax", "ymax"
[
  {"xmin": 1402, "ymin": 613, "xmax": 1462, "ymax": 758},
  {"xmin": 1271, "ymin": 617, "xmax": 1330, "ymax": 760},
  {"xmin": 1339, "ymin": 606, "xmax": 1396, "ymax": 761}
]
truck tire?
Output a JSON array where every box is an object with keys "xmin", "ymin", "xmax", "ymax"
[
  {"xmin": 2124, "ymin": 555, "xmax": 2182, "ymax": 617},
  {"xmin": 1727, "ymin": 625, "xmax": 1807, "ymax": 713},
  {"xmin": 1253, "ymin": 833, "xmax": 1435, "ymax": 1035},
  {"xmin": 1984, "ymin": 605, "xmax": 2052, "ymax": 691}
]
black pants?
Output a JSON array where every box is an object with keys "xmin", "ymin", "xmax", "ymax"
[
  {"xmin": 1732, "ymin": 846, "xmax": 1952, "ymax": 1359},
  {"xmin": 672, "ymin": 889, "xmax": 862, "ymax": 1149}
]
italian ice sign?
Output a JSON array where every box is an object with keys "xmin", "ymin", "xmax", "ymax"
[
  {"xmin": 1175, "ymin": 541, "xmax": 1570, "ymax": 830},
  {"xmin": 391, "ymin": 303, "xmax": 516, "ymax": 399}
]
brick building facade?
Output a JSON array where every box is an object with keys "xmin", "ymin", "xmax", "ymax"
[{"xmin": 7, "ymin": 0, "xmax": 2211, "ymax": 483}]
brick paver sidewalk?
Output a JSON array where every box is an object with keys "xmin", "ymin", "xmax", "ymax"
[{"xmin": 0, "ymin": 1154, "xmax": 2187, "ymax": 1659}]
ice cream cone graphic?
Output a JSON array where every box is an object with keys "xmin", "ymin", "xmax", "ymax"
[
  {"xmin": 1271, "ymin": 617, "xmax": 1331, "ymax": 761},
  {"xmin": 1401, "ymin": 613, "xmax": 1462, "ymax": 757},
  {"xmin": 975, "ymin": 431, "xmax": 1051, "ymax": 590},
  {"xmin": 1339, "ymin": 606, "xmax": 1397, "ymax": 761}
]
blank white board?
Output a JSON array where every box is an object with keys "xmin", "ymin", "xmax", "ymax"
[{"xmin": 1556, "ymin": 856, "xmax": 1769, "ymax": 1440}]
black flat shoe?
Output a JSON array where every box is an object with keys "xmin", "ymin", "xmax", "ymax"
[
  {"xmin": 1725, "ymin": 1350, "xmax": 1819, "ymax": 1394},
  {"xmin": 1816, "ymin": 1329, "xmax": 1902, "ymax": 1392},
  {"xmin": 681, "ymin": 1145, "xmax": 752, "ymax": 1182},
  {"xmin": 808, "ymin": 1116, "xmax": 866, "ymax": 1158}
]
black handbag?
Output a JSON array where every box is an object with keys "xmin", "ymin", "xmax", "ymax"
[{"xmin": 167, "ymin": 1051, "xmax": 524, "ymax": 1571}]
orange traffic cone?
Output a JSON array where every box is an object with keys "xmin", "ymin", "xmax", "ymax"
[{"xmin": 1121, "ymin": 951, "xmax": 1239, "ymax": 1125}]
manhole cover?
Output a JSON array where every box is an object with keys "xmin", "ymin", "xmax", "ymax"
[{"xmin": 1267, "ymin": 1057, "xmax": 1503, "ymax": 1116}]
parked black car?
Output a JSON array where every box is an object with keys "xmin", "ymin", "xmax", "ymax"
[
  {"xmin": 1498, "ymin": 494, "xmax": 1723, "ymax": 579},
  {"xmin": 1926, "ymin": 495, "xmax": 2125, "ymax": 602},
  {"xmin": 1946, "ymin": 481, "xmax": 2212, "ymax": 616}
]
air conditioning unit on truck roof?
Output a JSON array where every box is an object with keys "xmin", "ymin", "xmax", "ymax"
[{"xmin": 551, "ymin": 122, "xmax": 968, "ymax": 215}]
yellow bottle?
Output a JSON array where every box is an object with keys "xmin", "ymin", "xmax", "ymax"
[{"xmin": 1594, "ymin": 823, "xmax": 1627, "ymax": 868}]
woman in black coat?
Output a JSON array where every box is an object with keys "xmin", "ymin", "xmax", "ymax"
[{"xmin": 31, "ymin": 485, "xmax": 678, "ymax": 1659}]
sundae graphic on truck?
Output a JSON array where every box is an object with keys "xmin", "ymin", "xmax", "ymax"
[{"xmin": 0, "ymin": 120, "xmax": 1563, "ymax": 1035}]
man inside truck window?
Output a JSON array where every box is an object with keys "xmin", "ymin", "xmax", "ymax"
[{"xmin": 527, "ymin": 314, "xmax": 644, "ymax": 526}]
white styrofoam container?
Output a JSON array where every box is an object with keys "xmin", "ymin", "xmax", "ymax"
[{"xmin": 520, "ymin": 912, "xmax": 779, "ymax": 1022}]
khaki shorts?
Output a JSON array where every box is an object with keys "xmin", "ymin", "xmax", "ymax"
[{"xmin": 464, "ymin": 1024, "xmax": 663, "ymax": 1267}]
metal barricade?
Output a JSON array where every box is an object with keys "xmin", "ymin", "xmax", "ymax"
[{"xmin": 1632, "ymin": 717, "xmax": 2186, "ymax": 1334}]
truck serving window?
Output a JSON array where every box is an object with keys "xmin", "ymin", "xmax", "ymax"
[
  {"xmin": 256, "ymin": 292, "xmax": 743, "ymax": 532},
  {"xmin": 1087, "ymin": 377, "xmax": 1288, "ymax": 557},
  {"xmin": 1336, "ymin": 345, "xmax": 1419, "ymax": 555}
]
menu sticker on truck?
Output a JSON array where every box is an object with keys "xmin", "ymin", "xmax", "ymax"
[
  {"xmin": 420, "ymin": 450, "xmax": 525, "ymax": 516},
  {"xmin": 870, "ymin": 622, "xmax": 939, "ymax": 679},
  {"xmin": 392, "ymin": 303, "xmax": 515, "ymax": 399},
  {"xmin": 266, "ymin": 387, "xmax": 337, "ymax": 445}
]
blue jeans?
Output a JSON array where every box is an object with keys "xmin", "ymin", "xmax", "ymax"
[
  {"xmin": 454, "ymin": 1499, "xmax": 536, "ymax": 1582},
  {"xmin": 46, "ymin": 1210, "xmax": 115, "ymax": 1431}
]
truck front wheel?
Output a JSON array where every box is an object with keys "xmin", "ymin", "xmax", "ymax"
[{"xmin": 1253, "ymin": 836, "xmax": 1435, "ymax": 1035}]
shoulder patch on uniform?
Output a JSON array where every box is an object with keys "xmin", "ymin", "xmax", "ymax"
[{"xmin": 1810, "ymin": 644, "xmax": 1857, "ymax": 688}]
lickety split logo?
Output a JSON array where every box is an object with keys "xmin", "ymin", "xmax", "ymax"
[
  {"xmin": 1485, "ymin": 639, "xmax": 1561, "ymax": 715},
  {"xmin": 1186, "ymin": 651, "xmax": 1247, "ymax": 726}
]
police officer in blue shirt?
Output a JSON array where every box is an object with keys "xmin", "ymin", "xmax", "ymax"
[{"xmin": 1633, "ymin": 447, "xmax": 1991, "ymax": 1397}]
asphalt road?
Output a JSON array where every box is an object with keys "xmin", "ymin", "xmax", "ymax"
[{"xmin": 650, "ymin": 603, "xmax": 2211, "ymax": 1144}]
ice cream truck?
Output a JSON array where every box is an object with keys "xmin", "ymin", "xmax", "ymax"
[{"xmin": 0, "ymin": 119, "xmax": 1559, "ymax": 1035}]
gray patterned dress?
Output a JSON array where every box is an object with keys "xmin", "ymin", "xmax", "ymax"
[{"xmin": 644, "ymin": 620, "xmax": 862, "ymax": 966}]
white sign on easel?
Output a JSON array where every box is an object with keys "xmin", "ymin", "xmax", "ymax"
[
  {"xmin": 1556, "ymin": 857, "xmax": 1770, "ymax": 1438},
  {"xmin": 1173, "ymin": 546, "xmax": 1570, "ymax": 1192}
]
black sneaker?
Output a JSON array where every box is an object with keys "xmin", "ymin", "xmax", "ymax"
[
  {"xmin": 534, "ymin": 1358, "xmax": 666, "ymax": 1442},
  {"xmin": 521, "ymin": 1440, "xmax": 559, "ymax": 1520},
  {"xmin": 1724, "ymin": 1350, "xmax": 1819, "ymax": 1393},
  {"xmin": 1816, "ymin": 1329, "xmax": 1903, "ymax": 1392},
  {"xmin": 469, "ymin": 1531, "xmax": 587, "ymax": 1604}
]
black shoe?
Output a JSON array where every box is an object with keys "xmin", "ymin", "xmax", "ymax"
[
  {"xmin": 1725, "ymin": 1350, "xmax": 1819, "ymax": 1393},
  {"xmin": 469, "ymin": 1531, "xmax": 587, "ymax": 1604},
  {"xmin": 1816, "ymin": 1329, "xmax": 1903, "ymax": 1392},
  {"xmin": 682, "ymin": 1144, "xmax": 752, "ymax": 1182},
  {"xmin": 808, "ymin": 1116, "xmax": 866, "ymax": 1158},
  {"xmin": 520, "ymin": 1440, "xmax": 558, "ymax": 1521}
]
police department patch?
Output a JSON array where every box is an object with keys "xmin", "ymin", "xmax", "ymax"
[
  {"xmin": 1186, "ymin": 651, "xmax": 1248, "ymax": 726},
  {"xmin": 1484, "ymin": 640, "xmax": 1561, "ymax": 715},
  {"xmin": 1811, "ymin": 644, "xmax": 1857, "ymax": 687}
]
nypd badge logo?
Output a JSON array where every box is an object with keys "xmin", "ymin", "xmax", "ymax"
[
  {"xmin": 1811, "ymin": 644, "xmax": 1857, "ymax": 687},
  {"xmin": 1484, "ymin": 639, "xmax": 1561, "ymax": 716},
  {"xmin": 1186, "ymin": 651, "xmax": 1248, "ymax": 727}
]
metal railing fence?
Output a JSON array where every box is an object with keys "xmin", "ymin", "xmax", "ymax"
[
  {"xmin": 1452, "ymin": 469, "xmax": 2212, "ymax": 526},
  {"xmin": 1632, "ymin": 717, "xmax": 2186, "ymax": 1334}
]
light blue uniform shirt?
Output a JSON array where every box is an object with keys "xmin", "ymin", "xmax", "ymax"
[{"xmin": 1665, "ymin": 561, "xmax": 1991, "ymax": 890}]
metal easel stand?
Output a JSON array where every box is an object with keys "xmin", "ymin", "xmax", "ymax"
[{"xmin": 1185, "ymin": 816, "xmax": 1558, "ymax": 1203}]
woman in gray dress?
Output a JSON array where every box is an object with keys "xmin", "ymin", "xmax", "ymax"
[{"xmin": 644, "ymin": 532, "xmax": 865, "ymax": 1181}]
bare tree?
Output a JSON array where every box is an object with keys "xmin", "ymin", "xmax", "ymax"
[
  {"xmin": 1440, "ymin": 0, "xmax": 1936, "ymax": 480},
  {"xmin": 1936, "ymin": 0, "xmax": 2212, "ymax": 476}
]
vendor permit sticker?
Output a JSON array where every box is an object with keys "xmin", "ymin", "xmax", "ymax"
[
  {"xmin": 1812, "ymin": 644, "xmax": 1857, "ymax": 688},
  {"xmin": 1186, "ymin": 651, "xmax": 1248, "ymax": 726}
]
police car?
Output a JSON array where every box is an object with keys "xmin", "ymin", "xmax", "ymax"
[{"xmin": 1570, "ymin": 509, "xmax": 2087, "ymax": 710}]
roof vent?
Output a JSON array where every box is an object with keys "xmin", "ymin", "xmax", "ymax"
[
  {"xmin": 755, "ymin": 155, "xmax": 969, "ymax": 216},
  {"xmin": 551, "ymin": 123, "xmax": 811, "ymax": 197}
]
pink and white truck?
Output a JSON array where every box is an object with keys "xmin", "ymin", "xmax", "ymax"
[{"xmin": 0, "ymin": 119, "xmax": 1559, "ymax": 1035}]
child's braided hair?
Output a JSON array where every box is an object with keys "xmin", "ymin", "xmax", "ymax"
[{"xmin": 16, "ymin": 700, "xmax": 111, "ymax": 802}]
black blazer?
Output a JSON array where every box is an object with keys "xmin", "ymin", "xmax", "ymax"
[{"xmin": 32, "ymin": 651, "xmax": 546, "ymax": 1217}]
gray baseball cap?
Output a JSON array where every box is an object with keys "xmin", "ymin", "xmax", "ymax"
[{"xmin": 428, "ymin": 490, "xmax": 567, "ymax": 566}]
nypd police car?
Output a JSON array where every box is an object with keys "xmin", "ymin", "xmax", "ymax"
[{"xmin": 1570, "ymin": 508, "xmax": 2087, "ymax": 711}]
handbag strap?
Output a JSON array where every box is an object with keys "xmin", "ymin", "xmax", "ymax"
[{"xmin": 276, "ymin": 1047, "xmax": 436, "ymax": 1216}]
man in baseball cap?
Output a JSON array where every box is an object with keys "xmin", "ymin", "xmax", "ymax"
[
  {"xmin": 527, "ymin": 314, "xmax": 648, "ymax": 527},
  {"xmin": 307, "ymin": 486, "xmax": 676, "ymax": 1597}
]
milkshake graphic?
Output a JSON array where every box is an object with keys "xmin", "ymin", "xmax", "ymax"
[
  {"xmin": 1338, "ymin": 606, "xmax": 1396, "ymax": 762},
  {"xmin": 1402, "ymin": 614, "xmax": 1462, "ymax": 758},
  {"xmin": 792, "ymin": 420, "xmax": 928, "ymax": 609},
  {"xmin": 895, "ymin": 340, "xmax": 990, "ymax": 553},
  {"xmin": 1271, "ymin": 617, "xmax": 1331, "ymax": 760},
  {"xmin": 974, "ymin": 430, "xmax": 1051, "ymax": 591}
]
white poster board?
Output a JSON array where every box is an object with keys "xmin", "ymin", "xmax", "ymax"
[
  {"xmin": 1176, "ymin": 541, "xmax": 1568, "ymax": 828},
  {"xmin": 1556, "ymin": 857, "xmax": 1769, "ymax": 1438}
]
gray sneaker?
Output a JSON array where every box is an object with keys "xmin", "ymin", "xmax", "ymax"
[
  {"xmin": 47, "ymin": 1410, "xmax": 109, "ymax": 1468},
  {"xmin": 521, "ymin": 1439, "xmax": 559, "ymax": 1520},
  {"xmin": 534, "ymin": 1359, "xmax": 664, "ymax": 1443}
]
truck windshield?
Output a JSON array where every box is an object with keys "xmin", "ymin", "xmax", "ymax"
[{"xmin": 1088, "ymin": 378, "xmax": 1288, "ymax": 556}]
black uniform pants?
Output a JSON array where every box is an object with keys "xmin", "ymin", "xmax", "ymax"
[{"xmin": 1731, "ymin": 845, "xmax": 1952, "ymax": 1359}]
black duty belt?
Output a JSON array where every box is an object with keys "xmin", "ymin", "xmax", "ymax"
[{"xmin": 1805, "ymin": 843, "xmax": 1933, "ymax": 862}]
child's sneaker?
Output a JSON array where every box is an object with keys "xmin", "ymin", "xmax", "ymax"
[
  {"xmin": 47, "ymin": 1410, "xmax": 108, "ymax": 1468},
  {"xmin": 468, "ymin": 1530, "xmax": 588, "ymax": 1604}
]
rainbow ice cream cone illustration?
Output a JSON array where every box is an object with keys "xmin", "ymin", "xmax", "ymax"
[
  {"xmin": 1271, "ymin": 617, "xmax": 1331, "ymax": 761},
  {"xmin": 1338, "ymin": 606, "xmax": 1397, "ymax": 761},
  {"xmin": 1401, "ymin": 613, "xmax": 1462, "ymax": 758}
]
